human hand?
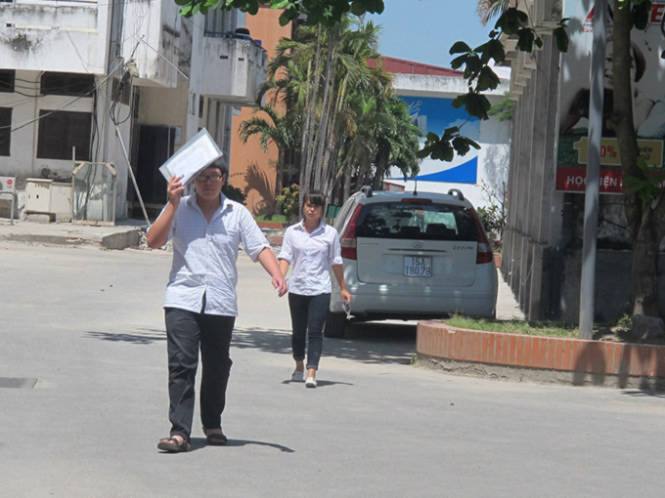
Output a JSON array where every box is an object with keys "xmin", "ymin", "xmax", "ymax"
[
  {"xmin": 341, "ymin": 289, "xmax": 351, "ymax": 304},
  {"xmin": 167, "ymin": 175, "xmax": 185, "ymax": 208},
  {"xmin": 273, "ymin": 274, "xmax": 288, "ymax": 297}
]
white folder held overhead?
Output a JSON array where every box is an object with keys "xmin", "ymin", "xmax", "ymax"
[{"xmin": 158, "ymin": 128, "xmax": 223, "ymax": 186}]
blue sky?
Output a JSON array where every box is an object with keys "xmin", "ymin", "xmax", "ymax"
[{"xmin": 365, "ymin": 0, "xmax": 493, "ymax": 68}]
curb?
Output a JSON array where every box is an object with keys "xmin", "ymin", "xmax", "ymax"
[
  {"xmin": 0, "ymin": 228, "xmax": 143, "ymax": 250},
  {"xmin": 416, "ymin": 321, "xmax": 665, "ymax": 389},
  {"xmin": 100, "ymin": 229, "xmax": 143, "ymax": 250},
  {"xmin": 2, "ymin": 234, "xmax": 87, "ymax": 246}
]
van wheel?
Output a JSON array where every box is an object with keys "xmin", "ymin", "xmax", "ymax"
[{"xmin": 324, "ymin": 312, "xmax": 347, "ymax": 338}]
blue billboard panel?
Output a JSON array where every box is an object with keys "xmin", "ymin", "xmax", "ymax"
[{"xmin": 388, "ymin": 96, "xmax": 480, "ymax": 184}]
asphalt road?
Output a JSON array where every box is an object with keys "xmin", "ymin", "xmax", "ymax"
[{"xmin": 2, "ymin": 242, "xmax": 665, "ymax": 498}]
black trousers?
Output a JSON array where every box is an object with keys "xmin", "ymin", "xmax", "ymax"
[
  {"xmin": 288, "ymin": 293, "xmax": 330, "ymax": 370},
  {"xmin": 164, "ymin": 307, "xmax": 235, "ymax": 441}
]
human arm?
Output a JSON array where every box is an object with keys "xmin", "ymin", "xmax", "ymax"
[
  {"xmin": 258, "ymin": 247, "xmax": 288, "ymax": 297},
  {"xmin": 146, "ymin": 175, "xmax": 184, "ymax": 248},
  {"xmin": 278, "ymin": 258, "xmax": 290, "ymax": 278},
  {"xmin": 331, "ymin": 264, "xmax": 351, "ymax": 304}
]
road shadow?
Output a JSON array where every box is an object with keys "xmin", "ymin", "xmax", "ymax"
[
  {"xmin": 233, "ymin": 322, "xmax": 416, "ymax": 365},
  {"xmin": 188, "ymin": 437, "xmax": 294, "ymax": 453},
  {"xmin": 572, "ymin": 342, "xmax": 607, "ymax": 386},
  {"xmin": 280, "ymin": 379, "xmax": 354, "ymax": 387},
  {"xmin": 621, "ymin": 386, "xmax": 665, "ymax": 397},
  {"xmin": 84, "ymin": 323, "xmax": 416, "ymax": 365},
  {"xmin": 84, "ymin": 328, "xmax": 166, "ymax": 344}
]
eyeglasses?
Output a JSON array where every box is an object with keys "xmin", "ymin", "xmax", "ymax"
[{"xmin": 196, "ymin": 174, "xmax": 223, "ymax": 183}]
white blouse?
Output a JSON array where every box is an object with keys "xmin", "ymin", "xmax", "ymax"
[{"xmin": 278, "ymin": 220, "xmax": 343, "ymax": 296}]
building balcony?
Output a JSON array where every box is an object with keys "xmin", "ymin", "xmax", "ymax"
[
  {"xmin": 0, "ymin": 1, "xmax": 110, "ymax": 74},
  {"xmin": 191, "ymin": 35, "xmax": 267, "ymax": 106}
]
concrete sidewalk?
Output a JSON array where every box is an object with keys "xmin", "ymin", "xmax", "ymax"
[{"xmin": 0, "ymin": 217, "xmax": 147, "ymax": 249}]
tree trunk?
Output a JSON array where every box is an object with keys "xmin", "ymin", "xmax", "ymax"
[
  {"xmin": 343, "ymin": 166, "xmax": 352, "ymax": 202},
  {"xmin": 613, "ymin": 4, "xmax": 661, "ymax": 316},
  {"xmin": 373, "ymin": 148, "xmax": 389, "ymax": 190},
  {"xmin": 312, "ymin": 28, "xmax": 338, "ymax": 193},
  {"xmin": 299, "ymin": 29, "xmax": 322, "ymax": 207},
  {"xmin": 631, "ymin": 211, "xmax": 660, "ymax": 315}
]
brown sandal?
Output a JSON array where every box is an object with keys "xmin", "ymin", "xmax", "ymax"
[
  {"xmin": 203, "ymin": 428, "xmax": 228, "ymax": 446},
  {"xmin": 157, "ymin": 435, "xmax": 190, "ymax": 453}
]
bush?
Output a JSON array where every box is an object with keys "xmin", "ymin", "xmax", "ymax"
[
  {"xmin": 222, "ymin": 184, "xmax": 246, "ymax": 204},
  {"xmin": 477, "ymin": 204, "xmax": 505, "ymax": 238},
  {"xmin": 276, "ymin": 183, "xmax": 300, "ymax": 220}
]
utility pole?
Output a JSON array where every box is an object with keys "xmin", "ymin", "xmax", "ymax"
[{"xmin": 579, "ymin": 0, "xmax": 607, "ymax": 339}]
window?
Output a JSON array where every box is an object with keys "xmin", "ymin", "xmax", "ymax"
[
  {"xmin": 0, "ymin": 107, "xmax": 11, "ymax": 156},
  {"xmin": 204, "ymin": 9, "xmax": 226, "ymax": 37},
  {"xmin": 0, "ymin": 70, "xmax": 15, "ymax": 93},
  {"xmin": 355, "ymin": 202, "xmax": 480, "ymax": 241},
  {"xmin": 37, "ymin": 110, "xmax": 92, "ymax": 160},
  {"xmin": 199, "ymin": 95, "xmax": 204, "ymax": 118},
  {"xmin": 41, "ymin": 72, "xmax": 95, "ymax": 97}
]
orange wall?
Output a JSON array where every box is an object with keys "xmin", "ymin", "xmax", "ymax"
[{"xmin": 229, "ymin": 8, "xmax": 292, "ymax": 215}]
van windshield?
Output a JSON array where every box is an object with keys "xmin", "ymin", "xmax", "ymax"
[{"xmin": 354, "ymin": 202, "xmax": 479, "ymax": 241}]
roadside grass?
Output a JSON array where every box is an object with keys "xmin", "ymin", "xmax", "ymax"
[
  {"xmin": 255, "ymin": 213, "xmax": 288, "ymax": 224},
  {"xmin": 441, "ymin": 314, "xmax": 662, "ymax": 344},
  {"xmin": 443, "ymin": 315, "xmax": 579, "ymax": 338}
]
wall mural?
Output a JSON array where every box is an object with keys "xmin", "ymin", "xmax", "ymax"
[{"xmin": 388, "ymin": 95, "xmax": 480, "ymax": 185}]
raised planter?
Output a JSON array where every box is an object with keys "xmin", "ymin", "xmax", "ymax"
[
  {"xmin": 256, "ymin": 221, "xmax": 286, "ymax": 229},
  {"xmin": 417, "ymin": 321, "xmax": 665, "ymax": 389}
]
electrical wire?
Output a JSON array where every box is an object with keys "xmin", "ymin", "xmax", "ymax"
[
  {"xmin": 138, "ymin": 36, "xmax": 190, "ymax": 80},
  {"xmin": 0, "ymin": 55, "xmax": 129, "ymax": 132}
]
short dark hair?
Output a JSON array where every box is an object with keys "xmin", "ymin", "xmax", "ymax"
[
  {"xmin": 207, "ymin": 157, "xmax": 228, "ymax": 176},
  {"xmin": 303, "ymin": 190, "xmax": 326, "ymax": 215}
]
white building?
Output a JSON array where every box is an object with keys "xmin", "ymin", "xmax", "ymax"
[
  {"xmin": 0, "ymin": 0, "xmax": 267, "ymax": 221},
  {"xmin": 375, "ymin": 57, "xmax": 511, "ymax": 210}
]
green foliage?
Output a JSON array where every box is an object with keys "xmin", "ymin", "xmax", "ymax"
[
  {"xmin": 631, "ymin": 0, "xmax": 652, "ymax": 29},
  {"xmin": 222, "ymin": 183, "xmax": 247, "ymax": 204},
  {"xmin": 418, "ymin": 127, "xmax": 479, "ymax": 162},
  {"xmin": 477, "ymin": 204, "xmax": 505, "ymax": 236},
  {"xmin": 623, "ymin": 157, "xmax": 664, "ymax": 203},
  {"xmin": 276, "ymin": 183, "xmax": 300, "ymax": 219},
  {"xmin": 487, "ymin": 92, "xmax": 515, "ymax": 121},
  {"xmin": 553, "ymin": 18, "xmax": 570, "ymax": 52},
  {"xmin": 176, "ymin": 0, "xmax": 384, "ymax": 26},
  {"xmin": 448, "ymin": 8, "xmax": 568, "ymax": 122},
  {"xmin": 616, "ymin": 313, "xmax": 632, "ymax": 331},
  {"xmin": 416, "ymin": 7, "xmax": 571, "ymax": 165}
]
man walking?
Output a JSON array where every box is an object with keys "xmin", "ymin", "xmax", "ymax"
[{"xmin": 147, "ymin": 158, "xmax": 287, "ymax": 452}]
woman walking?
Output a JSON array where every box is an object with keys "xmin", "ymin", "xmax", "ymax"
[{"xmin": 278, "ymin": 191, "xmax": 351, "ymax": 388}]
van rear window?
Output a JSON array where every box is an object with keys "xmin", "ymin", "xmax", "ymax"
[{"xmin": 355, "ymin": 202, "xmax": 479, "ymax": 241}]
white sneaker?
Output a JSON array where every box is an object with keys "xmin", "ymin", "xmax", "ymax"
[
  {"xmin": 291, "ymin": 370, "xmax": 304, "ymax": 382},
  {"xmin": 305, "ymin": 376, "xmax": 317, "ymax": 388}
]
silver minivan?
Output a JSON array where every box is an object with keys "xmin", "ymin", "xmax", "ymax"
[{"xmin": 326, "ymin": 187, "xmax": 498, "ymax": 337}]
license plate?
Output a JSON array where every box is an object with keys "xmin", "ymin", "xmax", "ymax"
[{"xmin": 403, "ymin": 256, "xmax": 432, "ymax": 277}]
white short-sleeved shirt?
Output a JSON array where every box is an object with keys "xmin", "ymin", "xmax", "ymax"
[
  {"xmin": 149, "ymin": 194, "xmax": 269, "ymax": 316},
  {"xmin": 278, "ymin": 220, "xmax": 343, "ymax": 296}
]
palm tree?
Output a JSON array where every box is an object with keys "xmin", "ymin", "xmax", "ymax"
[
  {"xmin": 238, "ymin": 103, "xmax": 301, "ymax": 202},
  {"xmin": 477, "ymin": 0, "xmax": 511, "ymax": 25},
  {"xmin": 253, "ymin": 16, "xmax": 420, "ymax": 207}
]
